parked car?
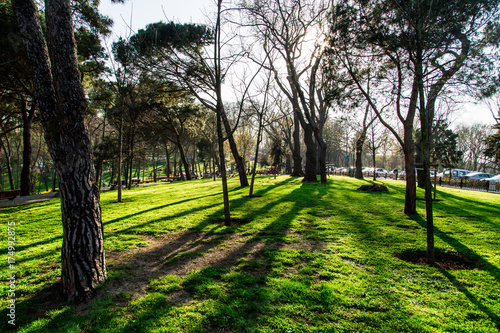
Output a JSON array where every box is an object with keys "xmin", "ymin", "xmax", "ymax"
[
  {"xmin": 483, "ymin": 175, "xmax": 500, "ymax": 183},
  {"xmin": 461, "ymin": 172, "xmax": 496, "ymax": 180},
  {"xmin": 436, "ymin": 169, "xmax": 470, "ymax": 179},
  {"xmin": 374, "ymin": 168, "xmax": 388, "ymax": 176},
  {"xmin": 361, "ymin": 167, "xmax": 371, "ymax": 173}
]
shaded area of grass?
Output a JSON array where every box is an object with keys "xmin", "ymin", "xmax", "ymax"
[{"xmin": 0, "ymin": 175, "xmax": 499, "ymax": 332}]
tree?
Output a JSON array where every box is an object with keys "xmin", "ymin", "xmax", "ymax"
[
  {"xmin": 484, "ymin": 115, "xmax": 500, "ymax": 167},
  {"xmin": 457, "ymin": 123, "xmax": 493, "ymax": 171},
  {"xmin": 146, "ymin": 86, "xmax": 203, "ymax": 181},
  {"xmin": 214, "ymin": 0, "xmax": 231, "ymax": 224},
  {"xmin": 1, "ymin": 0, "xmax": 36, "ymax": 196},
  {"xmin": 402, "ymin": 0, "xmax": 500, "ymax": 264},
  {"xmin": 328, "ymin": 0, "xmax": 500, "ymax": 220},
  {"xmin": 12, "ymin": 0, "xmax": 106, "ymax": 301},
  {"xmin": 239, "ymin": 0, "xmax": 330, "ymax": 183},
  {"xmin": 124, "ymin": 18, "xmax": 250, "ymax": 188},
  {"xmin": 416, "ymin": 120, "xmax": 463, "ymax": 186},
  {"xmin": 328, "ymin": 2, "xmax": 422, "ymax": 214},
  {"xmin": 352, "ymin": 106, "xmax": 373, "ymax": 179},
  {"xmin": 247, "ymin": 94, "xmax": 268, "ymax": 197},
  {"xmin": 366, "ymin": 121, "xmax": 387, "ymax": 181},
  {"xmin": 2, "ymin": 0, "xmax": 111, "ymax": 197}
]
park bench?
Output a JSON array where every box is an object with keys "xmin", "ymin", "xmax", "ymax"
[{"xmin": 0, "ymin": 189, "xmax": 20, "ymax": 200}]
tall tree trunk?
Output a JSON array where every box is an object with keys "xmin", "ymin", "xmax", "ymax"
[
  {"xmin": 117, "ymin": 108, "xmax": 123, "ymax": 202},
  {"xmin": 191, "ymin": 145, "xmax": 197, "ymax": 178},
  {"xmin": 13, "ymin": 0, "xmax": 106, "ymax": 301},
  {"xmin": 292, "ymin": 108, "xmax": 303, "ymax": 177},
  {"xmin": 109, "ymin": 160, "xmax": 115, "ymax": 186},
  {"xmin": 20, "ymin": 99, "xmax": 35, "ymax": 196},
  {"xmin": 403, "ymin": 128, "xmax": 417, "ymax": 215},
  {"xmin": 220, "ymin": 108, "xmax": 248, "ymax": 187},
  {"xmin": 249, "ymin": 113, "xmax": 264, "ymax": 197},
  {"xmin": 177, "ymin": 141, "xmax": 192, "ymax": 180},
  {"xmin": 173, "ymin": 150, "xmax": 177, "ymax": 177},
  {"xmin": 152, "ymin": 145, "xmax": 157, "ymax": 182},
  {"xmin": 124, "ymin": 156, "xmax": 129, "ymax": 189},
  {"xmin": 415, "ymin": 137, "xmax": 424, "ymax": 188},
  {"xmin": 303, "ymin": 125, "xmax": 317, "ymax": 182},
  {"xmin": 165, "ymin": 144, "xmax": 171, "ymax": 180},
  {"xmin": 127, "ymin": 134, "xmax": 134, "ymax": 190},
  {"xmin": 212, "ymin": 150, "xmax": 217, "ymax": 181},
  {"xmin": 416, "ymin": 31, "xmax": 435, "ymax": 265},
  {"xmin": 354, "ymin": 131, "xmax": 366, "ymax": 179},
  {"xmin": 0, "ymin": 137, "xmax": 15, "ymax": 190},
  {"xmin": 285, "ymin": 154, "xmax": 291, "ymax": 174},
  {"xmin": 213, "ymin": 148, "xmax": 220, "ymax": 173},
  {"xmin": 316, "ymin": 136, "xmax": 327, "ymax": 183},
  {"xmin": 179, "ymin": 158, "xmax": 185, "ymax": 180},
  {"xmin": 215, "ymin": 0, "xmax": 231, "ymax": 225},
  {"xmin": 95, "ymin": 161, "xmax": 103, "ymax": 189}
]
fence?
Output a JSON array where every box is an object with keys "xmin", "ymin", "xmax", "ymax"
[{"xmin": 434, "ymin": 178, "xmax": 500, "ymax": 193}]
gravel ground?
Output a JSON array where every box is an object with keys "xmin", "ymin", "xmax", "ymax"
[{"xmin": 0, "ymin": 191, "xmax": 60, "ymax": 208}]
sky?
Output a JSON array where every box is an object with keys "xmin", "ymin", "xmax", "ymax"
[{"xmin": 98, "ymin": 0, "xmax": 498, "ymax": 127}]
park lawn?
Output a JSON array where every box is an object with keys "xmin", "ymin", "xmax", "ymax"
[{"xmin": 0, "ymin": 175, "xmax": 499, "ymax": 332}]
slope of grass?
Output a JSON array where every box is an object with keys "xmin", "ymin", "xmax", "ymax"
[{"xmin": 1, "ymin": 176, "xmax": 499, "ymax": 332}]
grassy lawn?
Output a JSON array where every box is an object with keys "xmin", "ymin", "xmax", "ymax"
[{"xmin": 1, "ymin": 176, "xmax": 499, "ymax": 332}]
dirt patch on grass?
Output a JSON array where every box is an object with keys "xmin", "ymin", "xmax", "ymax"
[
  {"xmin": 103, "ymin": 230, "xmax": 327, "ymax": 300},
  {"xmin": 396, "ymin": 250, "xmax": 478, "ymax": 270},
  {"xmin": 209, "ymin": 218, "xmax": 252, "ymax": 226},
  {"xmin": 357, "ymin": 184, "xmax": 388, "ymax": 192}
]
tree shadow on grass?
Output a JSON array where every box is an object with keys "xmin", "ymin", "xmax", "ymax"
[
  {"xmin": 435, "ymin": 188, "xmax": 499, "ymax": 211},
  {"xmin": 409, "ymin": 213, "xmax": 500, "ymax": 330},
  {"xmin": 431, "ymin": 190, "xmax": 500, "ymax": 230},
  {"xmin": 410, "ymin": 214, "xmax": 500, "ymax": 282},
  {"xmin": 439, "ymin": 269, "xmax": 500, "ymax": 330},
  {"xmin": 104, "ymin": 188, "xmax": 241, "ymax": 227}
]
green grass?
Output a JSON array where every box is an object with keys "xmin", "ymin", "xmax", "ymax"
[{"xmin": 1, "ymin": 176, "xmax": 499, "ymax": 332}]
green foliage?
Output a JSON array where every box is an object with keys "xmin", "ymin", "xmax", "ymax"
[
  {"xmin": 196, "ymin": 139, "xmax": 214, "ymax": 163},
  {"xmin": 484, "ymin": 122, "xmax": 500, "ymax": 165},
  {"xmin": 130, "ymin": 21, "xmax": 213, "ymax": 54},
  {"xmin": 416, "ymin": 120, "xmax": 463, "ymax": 168},
  {"xmin": 269, "ymin": 137, "xmax": 283, "ymax": 167}
]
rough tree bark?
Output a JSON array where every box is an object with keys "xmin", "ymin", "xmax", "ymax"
[{"xmin": 12, "ymin": 0, "xmax": 106, "ymax": 301}]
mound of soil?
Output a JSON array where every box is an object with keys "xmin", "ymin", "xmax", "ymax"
[
  {"xmin": 210, "ymin": 218, "xmax": 252, "ymax": 226},
  {"xmin": 357, "ymin": 184, "xmax": 388, "ymax": 192},
  {"xmin": 396, "ymin": 250, "xmax": 478, "ymax": 270}
]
